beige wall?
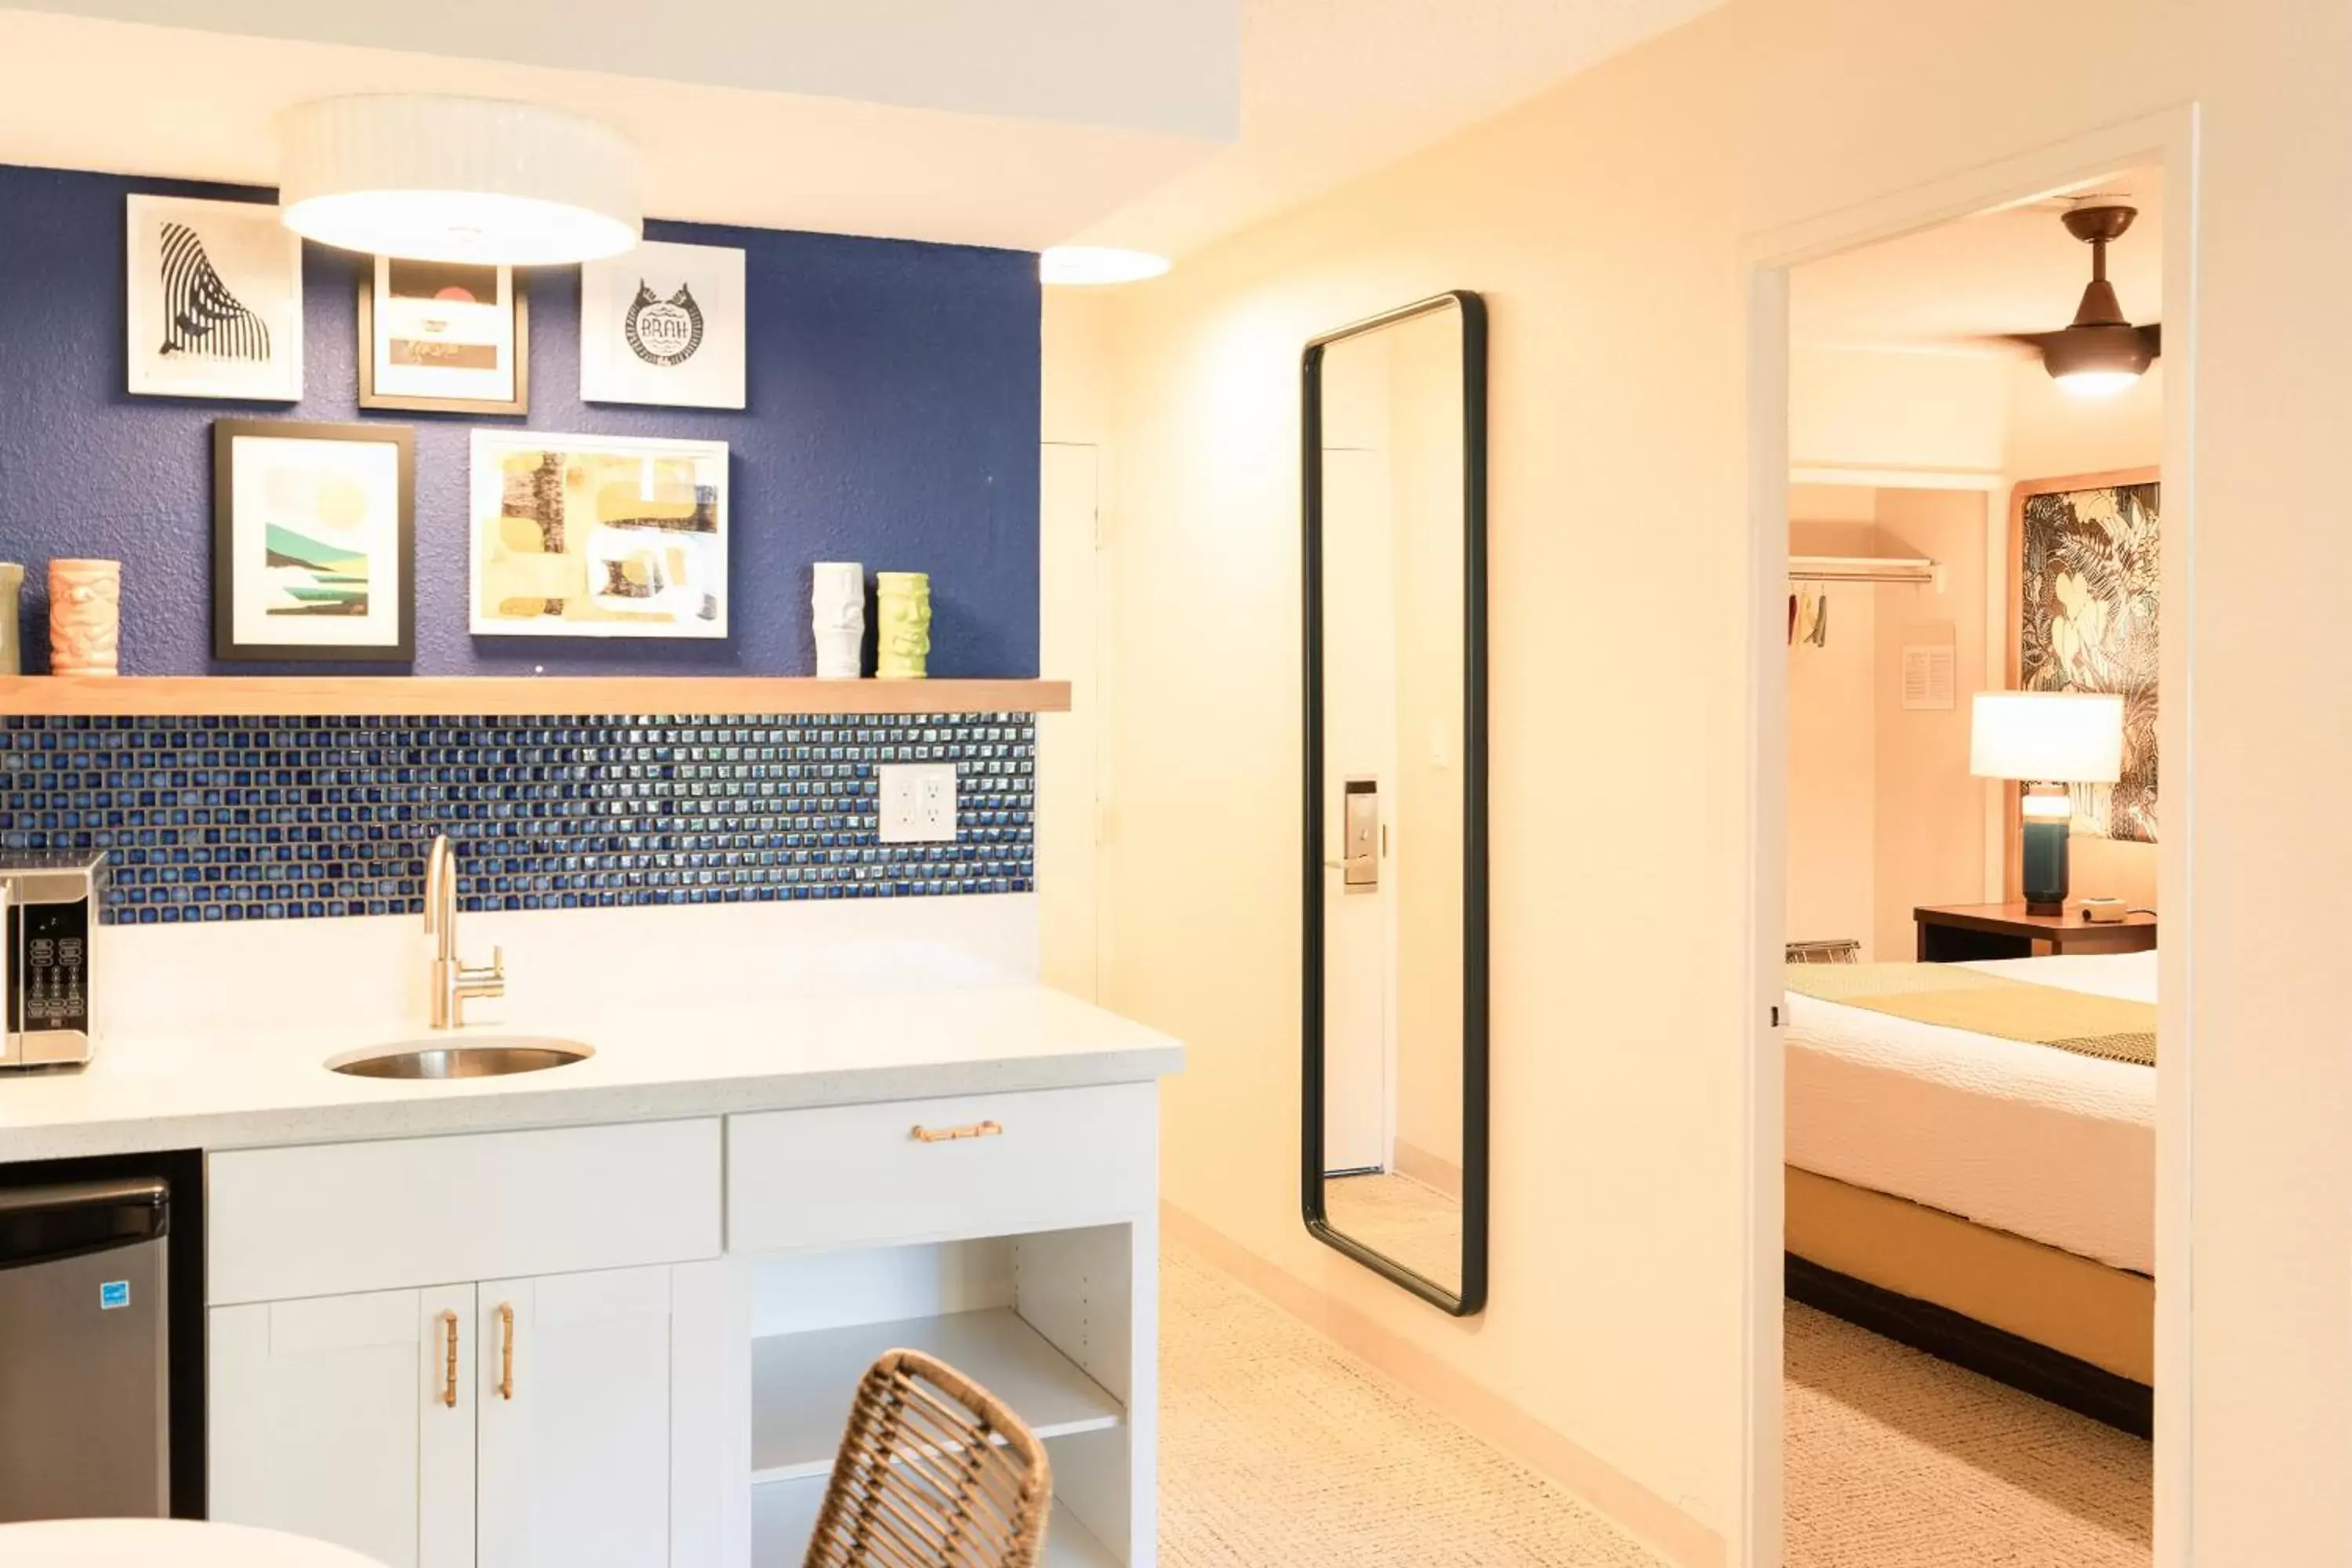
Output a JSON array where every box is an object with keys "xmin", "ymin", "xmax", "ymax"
[
  {"xmin": 1785, "ymin": 494, "xmax": 1989, "ymax": 960},
  {"xmin": 1784, "ymin": 514, "xmax": 1878, "ymax": 956},
  {"xmin": 1050, "ymin": 0, "xmax": 2352, "ymax": 1561},
  {"xmin": 1789, "ymin": 345, "xmax": 2009, "ymax": 475},
  {"xmin": 1868, "ymin": 489, "xmax": 1991, "ymax": 955}
]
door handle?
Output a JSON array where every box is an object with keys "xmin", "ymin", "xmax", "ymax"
[
  {"xmin": 439, "ymin": 1310, "xmax": 459, "ymax": 1409},
  {"xmin": 497, "ymin": 1302, "xmax": 514, "ymax": 1400},
  {"xmin": 910, "ymin": 1120, "xmax": 1004, "ymax": 1143}
]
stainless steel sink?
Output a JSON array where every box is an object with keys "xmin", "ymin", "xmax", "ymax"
[{"xmin": 326, "ymin": 1037, "xmax": 593, "ymax": 1080}]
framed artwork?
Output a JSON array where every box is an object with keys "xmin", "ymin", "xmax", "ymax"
[
  {"xmin": 469, "ymin": 430, "xmax": 729, "ymax": 638},
  {"xmin": 126, "ymin": 194, "xmax": 304, "ymax": 401},
  {"xmin": 212, "ymin": 420, "xmax": 415, "ymax": 662},
  {"xmin": 358, "ymin": 257, "xmax": 528, "ymax": 414},
  {"xmin": 2009, "ymin": 467, "xmax": 2160, "ymax": 842},
  {"xmin": 579, "ymin": 241, "xmax": 747, "ymax": 409}
]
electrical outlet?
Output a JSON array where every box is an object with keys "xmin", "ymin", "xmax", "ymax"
[{"xmin": 878, "ymin": 763, "xmax": 958, "ymax": 844}]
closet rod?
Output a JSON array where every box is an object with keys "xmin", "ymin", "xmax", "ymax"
[{"xmin": 1788, "ymin": 555, "xmax": 1943, "ymax": 590}]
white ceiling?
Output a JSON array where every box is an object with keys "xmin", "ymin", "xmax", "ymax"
[
  {"xmin": 0, "ymin": 0, "xmax": 1727, "ymax": 256},
  {"xmin": 1077, "ymin": 0, "xmax": 1727, "ymax": 258},
  {"xmin": 1791, "ymin": 168, "xmax": 2167, "ymax": 355},
  {"xmin": 5, "ymin": 0, "xmax": 1239, "ymax": 140},
  {"xmin": 0, "ymin": 6, "xmax": 1231, "ymax": 249}
]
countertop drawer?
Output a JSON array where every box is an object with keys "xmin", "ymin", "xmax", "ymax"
[
  {"xmin": 728, "ymin": 1082, "xmax": 1156, "ymax": 1254},
  {"xmin": 209, "ymin": 1119, "xmax": 721, "ymax": 1305}
]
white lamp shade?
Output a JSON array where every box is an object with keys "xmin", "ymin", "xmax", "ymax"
[
  {"xmin": 1969, "ymin": 691, "xmax": 2125, "ymax": 783},
  {"xmin": 278, "ymin": 96, "xmax": 641, "ymax": 265}
]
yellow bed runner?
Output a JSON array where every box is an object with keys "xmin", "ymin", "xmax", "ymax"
[{"xmin": 1785, "ymin": 962, "xmax": 2156, "ymax": 1067}]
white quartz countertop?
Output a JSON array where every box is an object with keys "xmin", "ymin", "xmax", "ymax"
[{"xmin": 0, "ymin": 980, "xmax": 1183, "ymax": 1163}]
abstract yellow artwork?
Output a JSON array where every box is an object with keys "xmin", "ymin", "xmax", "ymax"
[{"xmin": 467, "ymin": 430, "xmax": 729, "ymax": 638}]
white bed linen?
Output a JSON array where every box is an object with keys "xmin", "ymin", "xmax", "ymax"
[{"xmin": 1785, "ymin": 949, "xmax": 2156, "ymax": 1274}]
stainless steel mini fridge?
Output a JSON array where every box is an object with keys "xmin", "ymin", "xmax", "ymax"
[{"xmin": 0, "ymin": 1178, "xmax": 170, "ymax": 1522}]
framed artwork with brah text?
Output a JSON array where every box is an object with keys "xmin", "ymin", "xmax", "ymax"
[{"xmin": 579, "ymin": 241, "xmax": 746, "ymax": 409}]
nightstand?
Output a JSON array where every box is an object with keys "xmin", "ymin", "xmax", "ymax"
[{"xmin": 1914, "ymin": 902, "xmax": 2158, "ymax": 963}]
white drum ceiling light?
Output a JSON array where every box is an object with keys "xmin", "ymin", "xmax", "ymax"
[
  {"xmin": 1039, "ymin": 246, "xmax": 1171, "ymax": 286},
  {"xmin": 278, "ymin": 96, "xmax": 642, "ymax": 266}
]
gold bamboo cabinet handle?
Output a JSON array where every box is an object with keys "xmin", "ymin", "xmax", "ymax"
[
  {"xmin": 909, "ymin": 1120, "xmax": 1004, "ymax": 1144},
  {"xmin": 439, "ymin": 1311, "xmax": 459, "ymax": 1409},
  {"xmin": 497, "ymin": 1303, "xmax": 515, "ymax": 1400}
]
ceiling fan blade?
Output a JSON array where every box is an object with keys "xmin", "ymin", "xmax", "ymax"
[{"xmin": 2136, "ymin": 322, "xmax": 2162, "ymax": 358}]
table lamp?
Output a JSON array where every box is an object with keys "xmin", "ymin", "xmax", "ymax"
[{"xmin": 1969, "ymin": 691, "xmax": 2125, "ymax": 916}]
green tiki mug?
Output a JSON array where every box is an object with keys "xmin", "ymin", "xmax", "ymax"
[
  {"xmin": 0, "ymin": 563, "xmax": 21, "ymax": 676},
  {"xmin": 876, "ymin": 572, "xmax": 931, "ymax": 679}
]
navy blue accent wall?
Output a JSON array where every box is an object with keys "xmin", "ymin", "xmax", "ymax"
[{"xmin": 0, "ymin": 164, "xmax": 1041, "ymax": 678}]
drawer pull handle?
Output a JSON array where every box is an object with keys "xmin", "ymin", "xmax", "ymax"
[
  {"xmin": 439, "ymin": 1310, "xmax": 459, "ymax": 1409},
  {"xmin": 497, "ymin": 1302, "xmax": 515, "ymax": 1401},
  {"xmin": 910, "ymin": 1120, "xmax": 1004, "ymax": 1144}
]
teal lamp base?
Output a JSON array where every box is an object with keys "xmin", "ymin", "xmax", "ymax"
[{"xmin": 2020, "ymin": 785, "xmax": 2072, "ymax": 916}]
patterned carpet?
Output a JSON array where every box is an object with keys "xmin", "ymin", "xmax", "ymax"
[
  {"xmin": 1159, "ymin": 1243, "xmax": 1659, "ymax": 1566},
  {"xmin": 1158, "ymin": 1245, "xmax": 2152, "ymax": 1566},
  {"xmin": 1783, "ymin": 1302, "xmax": 2151, "ymax": 1566}
]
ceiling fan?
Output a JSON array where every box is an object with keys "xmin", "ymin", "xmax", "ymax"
[{"xmin": 2003, "ymin": 205, "xmax": 2160, "ymax": 397}]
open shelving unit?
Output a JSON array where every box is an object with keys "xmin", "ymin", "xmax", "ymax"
[
  {"xmin": 0, "ymin": 675, "xmax": 1070, "ymax": 717},
  {"xmin": 750, "ymin": 1308, "xmax": 1124, "ymax": 1485},
  {"xmin": 740, "ymin": 1231, "xmax": 1143, "ymax": 1567}
]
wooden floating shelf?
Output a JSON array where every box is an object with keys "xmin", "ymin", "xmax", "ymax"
[{"xmin": 0, "ymin": 676, "xmax": 1070, "ymax": 719}]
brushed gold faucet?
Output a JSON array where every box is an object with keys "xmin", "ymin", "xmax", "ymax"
[{"xmin": 423, "ymin": 834, "xmax": 505, "ymax": 1029}]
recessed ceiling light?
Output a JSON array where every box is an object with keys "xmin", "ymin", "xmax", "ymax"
[
  {"xmin": 1040, "ymin": 246, "xmax": 1171, "ymax": 286},
  {"xmin": 278, "ymin": 96, "xmax": 641, "ymax": 266}
]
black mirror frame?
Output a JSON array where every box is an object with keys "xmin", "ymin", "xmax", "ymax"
[{"xmin": 1299, "ymin": 289, "xmax": 1489, "ymax": 1316}]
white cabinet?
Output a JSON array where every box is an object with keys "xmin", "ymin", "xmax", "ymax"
[
  {"xmin": 211, "ymin": 1263, "xmax": 728, "ymax": 1568},
  {"xmin": 206, "ymin": 1083, "xmax": 1162, "ymax": 1568},
  {"xmin": 477, "ymin": 1266, "xmax": 678, "ymax": 1568},
  {"xmin": 210, "ymin": 1286, "xmax": 474, "ymax": 1568}
]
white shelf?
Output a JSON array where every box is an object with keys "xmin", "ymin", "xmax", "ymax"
[
  {"xmin": 752, "ymin": 1468, "xmax": 1120, "ymax": 1566},
  {"xmin": 750, "ymin": 1308, "xmax": 1125, "ymax": 1485}
]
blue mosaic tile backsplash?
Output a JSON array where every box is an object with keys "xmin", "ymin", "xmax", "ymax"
[{"xmin": 0, "ymin": 713, "xmax": 1035, "ymax": 924}]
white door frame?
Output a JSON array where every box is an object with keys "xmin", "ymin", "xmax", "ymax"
[{"xmin": 1740, "ymin": 107, "xmax": 2201, "ymax": 1568}]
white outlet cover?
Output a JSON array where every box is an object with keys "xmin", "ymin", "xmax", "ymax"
[{"xmin": 878, "ymin": 763, "xmax": 958, "ymax": 844}]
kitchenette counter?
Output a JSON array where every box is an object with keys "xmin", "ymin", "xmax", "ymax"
[
  {"xmin": 0, "ymin": 900, "xmax": 1179, "ymax": 1568},
  {"xmin": 0, "ymin": 979, "xmax": 1182, "ymax": 1163}
]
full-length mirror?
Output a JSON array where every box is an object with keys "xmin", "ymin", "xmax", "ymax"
[{"xmin": 1302, "ymin": 291, "xmax": 1487, "ymax": 1315}]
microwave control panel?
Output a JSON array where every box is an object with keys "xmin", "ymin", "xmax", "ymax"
[{"xmin": 7, "ymin": 899, "xmax": 90, "ymax": 1036}]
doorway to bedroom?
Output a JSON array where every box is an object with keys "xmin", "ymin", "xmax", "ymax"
[{"xmin": 1768, "ymin": 154, "xmax": 2173, "ymax": 1566}]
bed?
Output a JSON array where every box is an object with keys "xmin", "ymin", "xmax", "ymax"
[{"xmin": 1784, "ymin": 949, "xmax": 2156, "ymax": 1432}]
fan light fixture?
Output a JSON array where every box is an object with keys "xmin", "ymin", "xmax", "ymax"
[
  {"xmin": 278, "ymin": 96, "xmax": 642, "ymax": 266},
  {"xmin": 1040, "ymin": 246, "xmax": 1171, "ymax": 286},
  {"xmin": 2034, "ymin": 205, "xmax": 2160, "ymax": 399}
]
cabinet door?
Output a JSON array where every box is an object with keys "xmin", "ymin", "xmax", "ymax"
[
  {"xmin": 211, "ymin": 1285, "xmax": 476, "ymax": 1568},
  {"xmin": 476, "ymin": 1265, "xmax": 687, "ymax": 1568}
]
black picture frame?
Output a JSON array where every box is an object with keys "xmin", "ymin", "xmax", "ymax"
[
  {"xmin": 211, "ymin": 419, "xmax": 416, "ymax": 663},
  {"xmin": 1299, "ymin": 291, "xmax": 1490, "ymax": 1317},
  {"xmin": 357, "ymin": 261, "xmax": 529, "ymax": 416}
]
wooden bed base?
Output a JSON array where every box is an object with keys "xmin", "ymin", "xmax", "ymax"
[{"xmin": 1785, "ymin": 1167, "xmax": 2154, "ymax": 1437}]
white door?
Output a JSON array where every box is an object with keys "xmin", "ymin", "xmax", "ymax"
[
  {"xmin": 475, "ymin": 1265, "xmax": 681, "ymax": 1568},
  {"xmin": 1039, "ymin": 440, "xmax": 1104, "ymax": 1001},
  {"xmin": 210, "ymin": 1285, "xmax": 476, "ymax": 1568},
  {"xmin": 1319, "ymin": 447, "xmax": 1396, "ymax": 1174}
]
